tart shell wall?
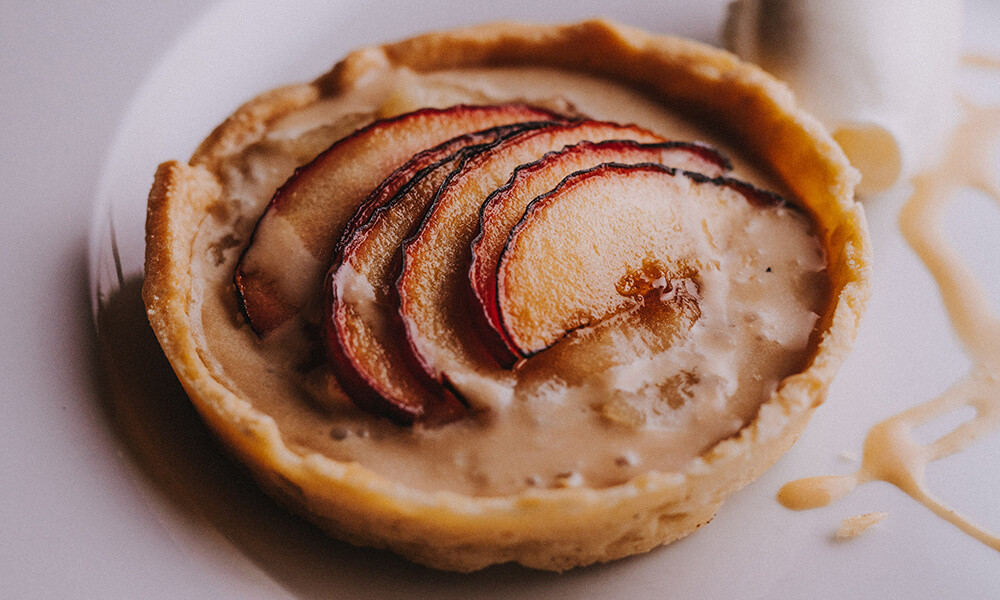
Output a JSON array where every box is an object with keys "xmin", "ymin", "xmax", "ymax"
[{"xmin": 143, "ymin": 19, "xmax": 870, "ymax": 572}]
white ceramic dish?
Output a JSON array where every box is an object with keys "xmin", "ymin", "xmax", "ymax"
[{"xmin": 87, "ymin": 0, "xmax": 1000, "ymax": 597}]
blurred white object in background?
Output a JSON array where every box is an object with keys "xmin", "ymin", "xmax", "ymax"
[{"xmin": 725, "ymin": 0, "xmax": 963, "ymax": 194}]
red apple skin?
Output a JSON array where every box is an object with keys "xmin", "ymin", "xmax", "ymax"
[
  {"xmin": 234, "ymin": 104, "xmax": 561, "ymax": 336},
  {"xmin": 332, "ymin": 130, "xmax": 503, "ymax": 265},
  {"xmin": 333, "ymin": 120, "xmax": 563, "ymax": 264},
  {"xmin": 323, "ymin": 272, "xmax": 467, "ymax": 425},
  {"xmin": 467, "ymin": 139, "xmax": 732, "ymax": 366}
]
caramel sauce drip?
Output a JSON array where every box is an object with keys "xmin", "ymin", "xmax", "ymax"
[{"xmin": 778, "ymin": 56, "xmax": 1000, "ymax": 552}]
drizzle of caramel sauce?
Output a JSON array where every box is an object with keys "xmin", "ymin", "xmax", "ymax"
[{"xmin": 777, "ymin": 56, "xmax": 1000, "ymax": 552}]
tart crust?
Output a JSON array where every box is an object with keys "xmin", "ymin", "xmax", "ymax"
[{"xmin": 143, "ymin": 19, "xmax": 870, "ymax": 572}]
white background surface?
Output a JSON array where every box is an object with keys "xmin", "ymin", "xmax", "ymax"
[{"xmin": 2, "ymin": 1, "xmax": 1000, "ymax": 598}]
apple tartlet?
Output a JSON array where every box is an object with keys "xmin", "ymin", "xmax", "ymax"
[{"xmin": 143, "ymin": 19, "xmax": 870, "ymax": 571}]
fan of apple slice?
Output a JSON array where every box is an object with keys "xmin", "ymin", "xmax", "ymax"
[
  {"xmin": 496, "ymin": 163, "xmax": 785, "ymax": 357},
  {"xmin": 469, "ymin": 139, "xmax": 732, "ymax": 365},
  {"xmin": 396, "ymin": 121, "xmax": 668, "ymax": 403},
  {"xmin": 333, "ymin": 121, "xmax": 562, "ymax": 262},
  {"xmin": 324, "ymin": 123, "xmax": 556, "ymax": 424},
  {"xmin": 232, "ymin": 100, "xmax": 765, "ymax": 425},
  {"xmin": 235, "ymin": 103, "xmax": 560, "ymax": 335},
  {"xmin": 327, "ymin": 130, "xmax": 736, "ymax": 422}
]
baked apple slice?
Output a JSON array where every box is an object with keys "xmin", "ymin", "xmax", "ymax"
[
  {"xmin": 235, "ymin": 103, "xmax": 559, "ymax": 335},
  {"xmin": 334, "ymin": 120, "xmax": 563, "ymax": 261},
  {"xmin": 469, "ymin": 139, "xmax": 732, "ymax": 364},
  {"xmin": 497, "ymin": 163, "xmax": 784, "ymax": 357},
  {"xmin": 397, "ymin": 121, "xmax": 663, "ymax": 404},
  {"xmin": 325, "ymin": 125, "xmax": 552, "ymax": 424}
]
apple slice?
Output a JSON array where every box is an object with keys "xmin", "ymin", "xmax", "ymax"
[
  {"xmin": 325, "ymin": 125, "xmax": 550, "ymax": 424},
  {"xmin": 334, "ymin": 120, "xmax": 561, "ymax": 262},
  {"xmin": 397, "ymin": 121, "xmax": 663, "ymax": 403},
  {"xmin": 235, "ymin": 103, "xmax": 560, "ymax": 335},
  {"xmin": 497, "ymin": 163, "xmax": 784, "ymax": 357},
  {"xmin": 469, "ymin": 139, "xmax": 732, "ymax": 364}
]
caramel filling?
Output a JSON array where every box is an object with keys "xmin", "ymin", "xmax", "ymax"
[{"xmin": 189, "ymin": 66, "xmax": 829, "ymax": 496}]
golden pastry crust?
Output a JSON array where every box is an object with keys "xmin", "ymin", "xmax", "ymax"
[{"xmin": 143, "ymin": 19, "xmax": 870, "ymax": 572}]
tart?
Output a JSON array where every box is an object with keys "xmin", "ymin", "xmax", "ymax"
[{"xmin": 143, "ymin": 19, "xmax": 870, "ymax": 571}]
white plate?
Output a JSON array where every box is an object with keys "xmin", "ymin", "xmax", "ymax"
[{"xmin": 89, "ymin": 1, "xmax": 1000, "ymax": 597}]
